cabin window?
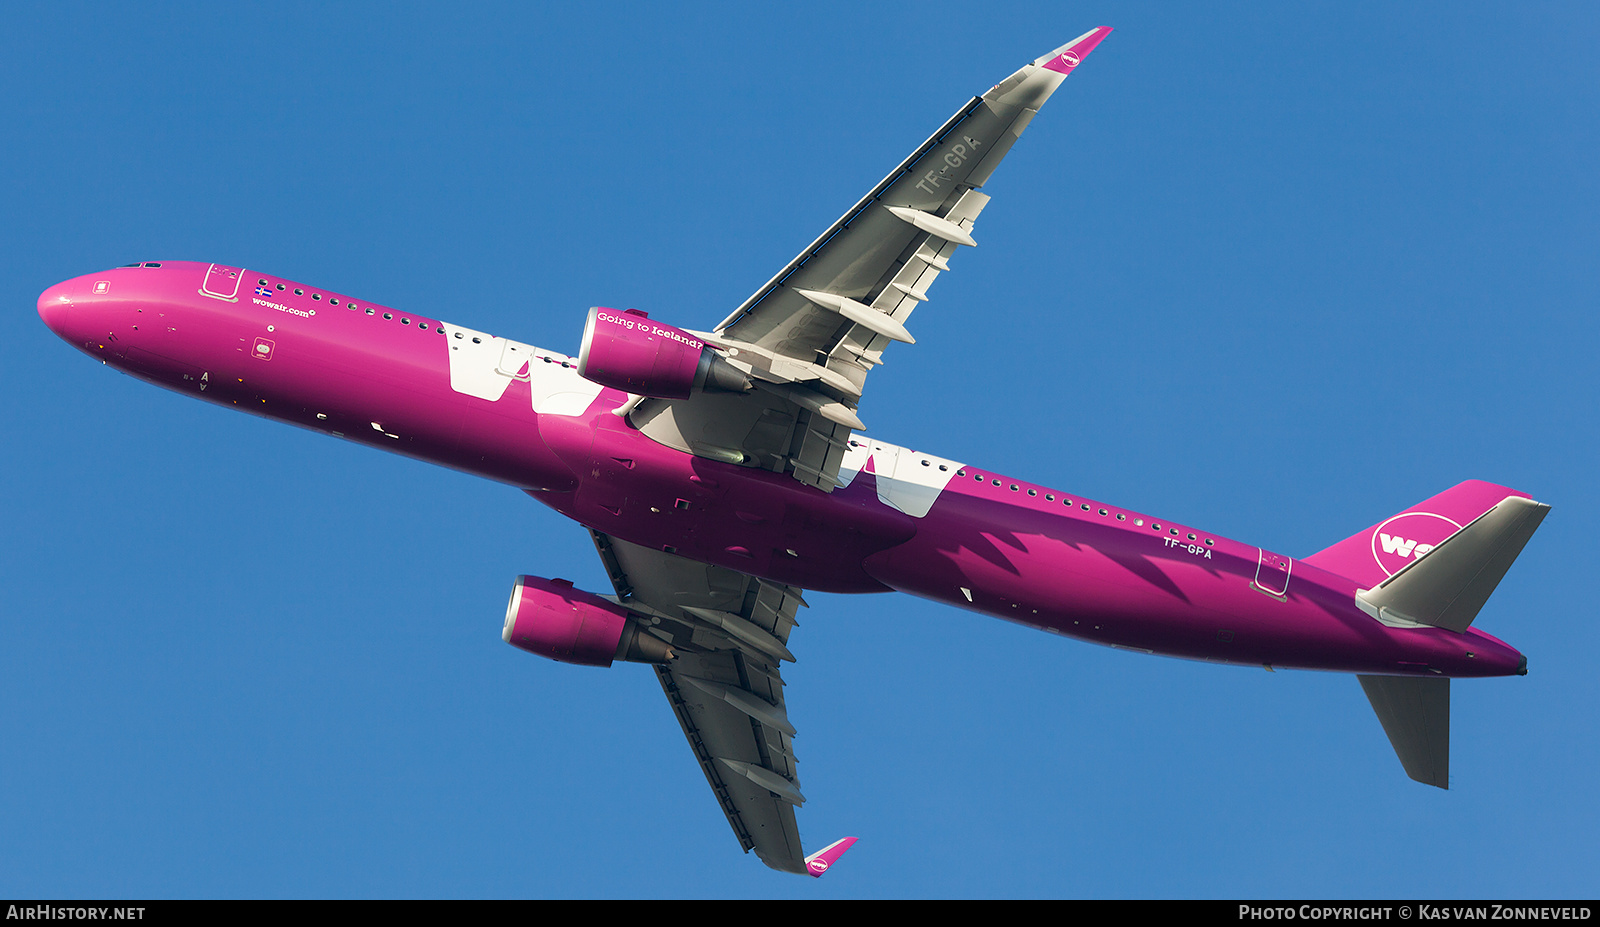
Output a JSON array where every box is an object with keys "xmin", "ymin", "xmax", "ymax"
[
  {"xmin": 384, "ymin": 313, "xmax": 393, "ymax": 320},
  {"xmin": 294, "ymin": 288, "xmax": 304, "ymax": 295}
]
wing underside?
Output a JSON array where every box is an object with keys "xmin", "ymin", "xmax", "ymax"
[
  {"xmin": 630, "ymin": 28, "xmax": 1113, "ymax": 492},
  {"xmin": 589, "ymin": 530, "xmax": 813, "ymax": 873},
  {"xmin": 571, "ymin": 31, "xmax": 1114, "ymax": 871}
]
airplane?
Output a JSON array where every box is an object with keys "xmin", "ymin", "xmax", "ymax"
[{"xmin": 35, "ymin": 27, "xmax": 1549, "ymax": 877}]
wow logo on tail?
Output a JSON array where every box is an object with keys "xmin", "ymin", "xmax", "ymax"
[{"xmin": 1371, "ymin": 511, "xmax": 1464, "ymax": 577}]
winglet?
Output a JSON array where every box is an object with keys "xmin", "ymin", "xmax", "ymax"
[
  {"xmin": 804, "ymin": 836, "xmax": 858, "ymax": 877},
  {"xmin": 1038, "ymin": 26, "xmax": 1113, "ymax": 75}
]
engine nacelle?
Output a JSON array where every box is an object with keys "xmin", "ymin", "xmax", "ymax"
[
  {"xmin": 502, "ymin": 575, "xmax": 674, "ymax": 667},
  {"xmin": 577, "ymin": 306, "xmax": 749, "ymax": 399}
]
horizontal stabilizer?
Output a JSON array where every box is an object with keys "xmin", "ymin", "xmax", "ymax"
[
  {"xmin": 1355, "ymin": 496, "xmax": 1549, "ymax": 633},
  {"xmin": 1358, "ymin": 675, "xmax": 1450, "ymax": 789}
]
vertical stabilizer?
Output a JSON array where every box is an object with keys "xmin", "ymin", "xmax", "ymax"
[
  {"xmin": 1303, "ymin": 480, "xmax": 1532, "ymax": 590},
  {"xmin": 1357, "ymin": 675, "xmax": 1450, "ymax": 789}
]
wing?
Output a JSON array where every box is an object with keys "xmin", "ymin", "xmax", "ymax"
[
  {"xmin": 628, "ymin": 28, "xmax": 1113, "ymax": 491},
  {"xmin": 588, "ymin": 530, "xmax": 820, "ymax": 874}
]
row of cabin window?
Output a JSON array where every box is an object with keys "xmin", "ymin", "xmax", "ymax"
[
  {"xmin": 953, "ymin": 467, "xmax": 1213, "ymax": 545},
  {"xmin": 839, "ymin": 440, "xmax": 1213, "ymax": 545},
  {"xmin": 256, "ymin": 278, "xmax": 445, "ymax": 332},
  {"xmin": 450, "ymin": 333, "xmax": 575, "ymax": 368},
  {"xmin": 250, "ymin": 284, "xmax": 580, "ymax": 368}
]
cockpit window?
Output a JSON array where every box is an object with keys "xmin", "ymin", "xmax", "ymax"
[{"xmin": 142, "ymin": 262, "xmax": 161, "ymax": 268}]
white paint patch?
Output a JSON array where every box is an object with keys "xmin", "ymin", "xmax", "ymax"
[
  {"xmin": 845, "ymin": 437, "xmax": 962, "ymax": 518},
  {"xmin": 835, "ymin": 438, "xmax": 874, "ymax": 489},
  {"xmin": 443, "ymin": 322, "xmax": 602, "ymax": 416}
]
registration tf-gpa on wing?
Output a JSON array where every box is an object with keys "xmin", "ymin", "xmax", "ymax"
[{"xmin": 37, "ymin": 27, "xmax": 1548, "ymax": 876}]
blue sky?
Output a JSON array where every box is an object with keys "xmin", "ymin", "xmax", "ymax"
[{"xmin": 2, "ymin": 1, "xmax": 1596, "ymax": 898}]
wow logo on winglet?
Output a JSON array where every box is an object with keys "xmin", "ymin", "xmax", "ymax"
[{"xmin": 1371, "ymin": 511, "xmax": 1463, "ymax": 577}]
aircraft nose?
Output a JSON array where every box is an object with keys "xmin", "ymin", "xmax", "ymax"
[{"xmin": 37, "ymin": 280, "xmax": 75, "ymax": 336}]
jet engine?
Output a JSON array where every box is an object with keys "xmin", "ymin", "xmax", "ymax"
[
  {"xmin": 577, "ymin": 306, "xmax": 749, "ymax": 399},
  {"xmin": 502, "ymin": 574, "xmax": 674, "ymax": 667}
]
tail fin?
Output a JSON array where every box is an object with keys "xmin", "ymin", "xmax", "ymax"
[
  {"xmin": 1317, "ymin": 483, "xmax": 1549, "ymax": 791},
  {"xmin": 1303, "ymin": 480, "xmax": 1544, "ymax": 603}
]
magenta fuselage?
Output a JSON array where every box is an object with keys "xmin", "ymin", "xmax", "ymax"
[{"xmin": 38, "ymin": 262, "xmax": 1526, "ymax": 678}]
